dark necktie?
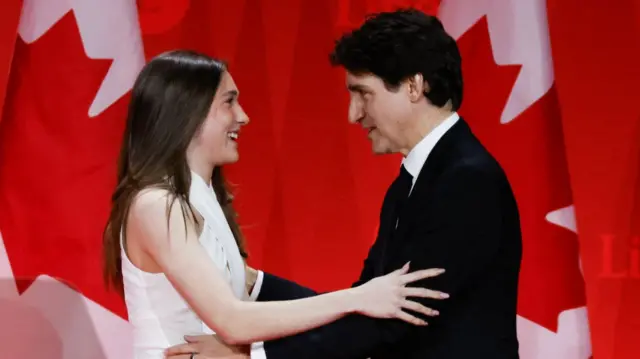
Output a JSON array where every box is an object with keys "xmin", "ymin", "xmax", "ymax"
[
  {"xmin": 376, "ymin": 165, "xmax": 413, "ymax": 275},
  {"xmin": 393, "ymin": 165, "xmax": 414, "ymax": 222}
]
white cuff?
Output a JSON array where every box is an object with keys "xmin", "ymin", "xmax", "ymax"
[
  {"xmin": 248, "ymin": 270, "xmax": 264, "ymax": 301},
  {"xmin": 248, "ymin": 272, "xmax": 266, "ymax": 357},
  {"xmin": 250, "ymin": 341, "xmax": 267, "ymax": 359}
]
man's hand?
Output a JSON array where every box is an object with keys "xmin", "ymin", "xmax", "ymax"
[
  {"xmin": 164, "ymin": 334, "xmax": 250, "ymax": 359},
  {"xmin": 245, "ymin": 264, "xmax": 258, "ymax": 295}
]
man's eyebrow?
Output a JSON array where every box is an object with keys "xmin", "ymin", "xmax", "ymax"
[{"xmin": 347, "ymin": 84, "xmax": 367, "ymax": 92}]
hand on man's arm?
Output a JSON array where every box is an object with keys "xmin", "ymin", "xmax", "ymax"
[
  {"xmin": 165, "ymin": 166, "xmax": 502, "ymax": 359},
  {"xmin": 256, "ymin": 166, "xmax": 504, "ymax": 359}
]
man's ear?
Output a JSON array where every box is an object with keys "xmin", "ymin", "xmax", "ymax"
[{"xmin": 407, "ymin": 74, "xmax": 429, "ymax": 102}]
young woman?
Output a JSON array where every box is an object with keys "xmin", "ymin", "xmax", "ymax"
[{"xmin": 102, "ymin": 50, "xmax": 447, "ymax": 359}]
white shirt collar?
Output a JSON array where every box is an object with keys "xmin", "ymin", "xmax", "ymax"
[{"xmin": 402, "ymin": 112, "xmax": 460, "ymax": 181}]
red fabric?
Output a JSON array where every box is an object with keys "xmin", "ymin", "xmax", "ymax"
[
  {"xmin": 0, "ymin": 11, "xmax": 129, "ymax": 317},
  {"xmin": 453, "ymin": 16, "xmax": 585, "ymax": 332},
  {"xmin": 547, "ymin": 1, "xmax": 640, "ymax": 358},
  {"xmin": 0, "ymin": 0, "xmax": 637, "ymax": 358},
  {"xmin": 0, "ymin": 0, "xmax": 22, "ymax": 118},
  {"xmin": 138, "ymin": 0, "xmax": 433, "ymax": 290}
]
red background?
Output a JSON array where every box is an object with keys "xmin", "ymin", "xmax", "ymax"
[{"xmin": 0, "ymin": 0, "xmax": 638, "ymax": 358}]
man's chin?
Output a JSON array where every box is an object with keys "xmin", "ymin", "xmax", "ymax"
[{"xmin": 371, "ymin": 147, "xmax": 393, "ymax": 155}]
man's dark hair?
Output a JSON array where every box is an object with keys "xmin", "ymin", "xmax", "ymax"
[{"xmin": 330, "ymin": 8, "xmax": 463, "ymax": 111}]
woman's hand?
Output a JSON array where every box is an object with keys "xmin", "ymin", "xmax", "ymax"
[
  {"xmin": 351, "ymin": 262, "xmax": 448, "ymax": 325},
  {"xmin": 164, "ymin": 334, "xmax": 249, "ymax": 359}
]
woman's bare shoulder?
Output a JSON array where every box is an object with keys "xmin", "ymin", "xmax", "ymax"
[
  {"xmin": 129, "ymin": 187, "xmax": 173, "ymax": 223},
  {"xmin": 128, "ymin": 188, "xmax": 196, "ymax": 251}
]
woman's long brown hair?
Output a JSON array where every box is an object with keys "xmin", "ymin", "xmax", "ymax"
[{"xmin": 102, "ymin": 50, "xmax": 247, "ymax": 295}]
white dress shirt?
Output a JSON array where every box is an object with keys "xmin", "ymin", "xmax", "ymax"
[
  {"xmin": 250, "ymin": 112, "xmax": 459, "ymax": 359},
  {"xmin": 402, "ymin": 112, "xmax": 460, "ymax": 192}
]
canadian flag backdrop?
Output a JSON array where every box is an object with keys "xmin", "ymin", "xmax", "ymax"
[{"xmin": 0, "ymin": 0, "xmax": 637, "ymax": 359}]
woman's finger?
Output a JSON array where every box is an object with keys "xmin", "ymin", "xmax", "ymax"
[
  {"xmin": 164, "ymin": 343, "xmax": 196, "ymax": 356},
  {"xmin": 392, "ymin": 261, "xmax": 411, "ymax": 275},
  {"xmin": 401, "ymin": 300, "xmax": 439, "ymax": 317},
  {"xmin": 394, "ymin": 309, "xmax": 428, "ymax": 326},
  {"xmin": 400, "ymin": 268, "xmax": 445, "ymax": 284},
  {"xmin": 402, "ymin": 286, "xmax": 449, "ymax": 299}
]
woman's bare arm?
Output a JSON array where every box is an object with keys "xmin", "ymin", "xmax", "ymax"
[{"xmin": 127, "ymin": 189, "xmax": 446, "ymax": 345}]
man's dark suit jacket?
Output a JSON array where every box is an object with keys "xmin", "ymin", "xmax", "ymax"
[{"xmin": 256, "ymin": 118, "xmax": 522, "ymax": 359}]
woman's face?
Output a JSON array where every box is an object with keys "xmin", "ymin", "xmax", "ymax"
[{"xmin": 189, "ymin": 72, "xmax": 249, "ymax": 169}]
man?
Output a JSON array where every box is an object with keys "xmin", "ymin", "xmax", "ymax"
[{"xmin": 167, "ymin": 8, "xmax": 522, "ymax": 359}]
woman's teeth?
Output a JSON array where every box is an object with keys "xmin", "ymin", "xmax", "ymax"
[{"xmin": 228, "ymin": 132, "xmax": 238, "ymax": 140}]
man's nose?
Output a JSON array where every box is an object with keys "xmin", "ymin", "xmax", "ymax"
[{"xmin": 348, "ymin": 99, "xmax": 364, "ymax": 124}]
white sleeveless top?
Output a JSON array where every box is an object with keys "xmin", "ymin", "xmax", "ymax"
[{"xmin": 121, "ymin": 172, "xmax": 247, "ymax": 359}]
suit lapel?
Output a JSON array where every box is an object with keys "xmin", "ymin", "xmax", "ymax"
[
  {"xmin": 381, "ymin": 119, "xmax": 472, "ymax": 270},
  {"xmin": 373, "ymin": 176, "xmax": 405, "ymax": 275},
  {"xmin": 407, "ymin": 118, "xmax": 471, "ymax": 205}
]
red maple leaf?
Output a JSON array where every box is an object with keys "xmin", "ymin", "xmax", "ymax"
[
  {"xmin": 456, "ymin": 17, "xmax": 586, "ymax": 331},
  {"xmin": 0, "ymin": 11, "xmax": 128, "ymax": 318}
]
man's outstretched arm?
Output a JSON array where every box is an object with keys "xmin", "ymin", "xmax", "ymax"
[
  {"xmin": 255, "ymin": 272, "xmax": 318, "ymax": 301},
  {"xmin": 253, "ymin": 166, "xmax": 503, "ymax": 359},
  {"xmin": 167, "ymin": 166, "xmax": 498, "ymax": 359}
]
